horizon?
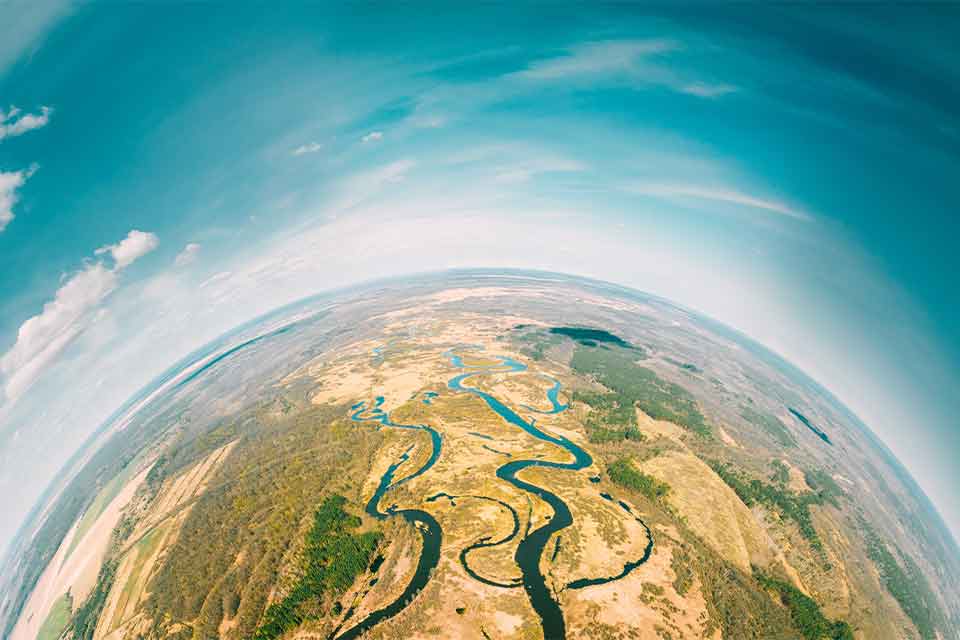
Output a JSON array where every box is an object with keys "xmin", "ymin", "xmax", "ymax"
[
  {"xmin": 5, "ymin": 267, "xmax": 957, "ymax": 567},
  {"xmin": 2, "ymin": 5, "xmax": 959, "ymax": 625}
]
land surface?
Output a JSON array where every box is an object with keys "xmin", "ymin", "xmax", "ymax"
[{"xmin": 2, "ymin": 271, "xmax": 957, "ymax": 640}]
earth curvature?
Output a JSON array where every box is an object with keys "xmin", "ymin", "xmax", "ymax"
[{"xmin": 3, "ymin": 271, "xmax": 958, "ymax": 640}]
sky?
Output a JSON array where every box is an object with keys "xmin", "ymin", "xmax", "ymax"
[{"xmin": 0, "ymin": 3, "xmax": 958, "ymax": 559}]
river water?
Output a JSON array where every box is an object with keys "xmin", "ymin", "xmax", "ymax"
[{"xmin": 336, "ymin": 344, "xmax": 653, "ymax": 640}]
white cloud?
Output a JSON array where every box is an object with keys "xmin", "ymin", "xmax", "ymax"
[
  {"xmin": 292, "ymin": 141, "xmax": 322, "ymax": 156},
  {"xmin": 361, "ymin": 131, "xmax": 383, "ymax": 143},
  {"xmin": 174, "ymin": 242, "xmax": 201, "ymax": 267},
  {"xmin": 513, "ymin": 39, "xmax": 737, "ymax": 99},
  {"xmin": 680, "ymin": 82, "xmax": 738, "ymax": 98},
  {"xmin": 199, "ymin": 270, "xmax": 232, "ymax": 289},
  {"xmin": 0, "ymin": 105, "xmax": 52, "ymax": 141},
  {"xmin": 0, "ymin": 165, "xmax": 37, "ymax": 232},
  {"xmin": 94, "ymin": 229, "xmax": 159, "ymax": 269},
  {"xmin": 0, "ymin": 230, "xmax": 158, "ymax": 404},
  {"xmin": 517, "ymin": 39, "xmax": 677, "ymax": 80},
  {"xmin": 494, "ymin": 156, "xmax": 584, "ymax": 183},
  {"xmin": 446, "ymin": 143, "xmax": 585, "ymax": 183},
  {"xmin": 629, "ymin": 182, "xmax": 810, "ymax": 220},
  {"xmin": 1, "ymin": 264, "xmax": 116, "ymax": 404}
]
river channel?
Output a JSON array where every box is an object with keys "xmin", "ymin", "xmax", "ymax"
[{"xmin": 337, "ymin": 344, "xmax": 653, "ymax": 639}]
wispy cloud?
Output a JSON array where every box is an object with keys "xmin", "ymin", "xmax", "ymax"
[
  {"xmin": 174, "ymin": 242, "xmax": 201, "ymax": 267},
  {"xmin": 292, "ymin": 141, "xmax": 323, "ymax": 156},
  {"xmin": 512, "ymin": 39, "xmax": 737, "ymax": 99},
  {"xmin": 448, "ymin": 143, "xmax": 585, "ymax": 183},
  {"xmin": 408, "ymin": 112, "xmax": 447, "ymax": 129},
  {"xmin": 361, "ymin": 130, "xmax": 383, "ymax": 143},
  {"xmin": 516, "ymin": 39, "xmax": 677, "ymax": 80},
  {"xmin": 680, "ymin": 82, "xmax": 738, "ymax": 98},
  {"xmin": 629, "ymin": 183, "xmax": 810, "ymax": 220},
  {"xmin": 334, "ymin": 158, "xmax": 415, "ymax": 211},
  {"xmin": 0, "ymin": 0, "xmax": 71, "ymax": 77},
  {"xmin": 0, "ymin": 165, "xmax": 37, "ymax": 232},
  {"xmin": 444, "ymin": 142, "xmax": 587, "ymax": 182},
  {"xmin": 0, "ymin": 230, "xmax": 159, "ymax": 405},
  {"xmin": 0, "ymin": 106, "xmax": 52, "ymax": 141}
]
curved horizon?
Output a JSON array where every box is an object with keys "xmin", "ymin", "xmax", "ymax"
[
  {"xmin": 1, "ymin": 5, "xmax": 958, "ymax": 637},
  {"xmin": 5, "ymin": 266, "xmax": 955, "ymax": 569}
]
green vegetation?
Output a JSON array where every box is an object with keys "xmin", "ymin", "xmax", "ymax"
[
  {"xmin": 741, "ymin": 406, "xmax": 796, "ymax": 448},
  {"xmin": 574, "ymin": 386, "xmax": 645, "ymax": 443},
  {"xmin": 68, "ymin": 559, "xmax": 117, "ymax": 640},
  {"xmin": 586, "ymin": 424, "xmax": 645, "ymax": 444},
  {"xmin": 708, "ymin": 461, "xmax": 826, "ymax": 549},
  {"xmin": 37, "ymin": 592, "xmax": 72, "ymax": 640},
  {"xmin": 571, "ymin": 344, "xmax": 711, "ymax": 437},
  {"xmin": 670, "ymin": 545, "xmax": 694, "ymax": 596},
  {"xmin": 770, "ymin": 460, "xmax": 790, "ymax": 484},
  {"xmin": 145, "ymin": 403, "xmax": 385, "ymax": 639},
  {"xmin": 574, "ymin": 389, "xmax": 638, "ymax": 427},
  {"xmin": 754, "ymin": 569, "xmax": 853, "ymax": 640},
  {"xmin": 253, "ymin": 495, "xmax": 381, "ymax": 640},
  {"xmin": 607, "ymin": 458, "xmax": 670, "ymax": 501},
  {"xmin": 509, "ymin": 327, "xmax": 562, "ymax": 361},
  {"xmin": 694, "ymin": 552, "xmax": 798, "ymax": 638},
  {"xmin": 148, "ymin": 421, "xmax": 240, "ymax": 487},
  {"xmin": 802, "ymin": 469, "xmax": 844, "ymax": 507},
  {"xmin": 864, "ymin": 526, "xmax": 944, "ymax": 640}
]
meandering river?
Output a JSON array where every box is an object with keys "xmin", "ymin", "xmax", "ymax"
[
  {"xmin": 445, "ymin": 348, "xmax": 592, "ymax": 638},
  {"xmin": 337, "ymin": 344, "xmax": 654, "ymax": 640},
  {"xmin": 333, "ymin": 400, "xmax": 443, "ymax": 640}
]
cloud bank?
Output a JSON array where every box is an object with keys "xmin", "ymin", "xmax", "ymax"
[{"xmin": 0, "ymin": 230, "xmax": 158, "ymax": 405}]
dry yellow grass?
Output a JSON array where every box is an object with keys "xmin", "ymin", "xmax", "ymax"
[
  {"xmin": 565, "ymin": 533, "xmax": 714, "ymax": 639},
  {"xmin": 640, "ymin": 450, "xmax": 775, "ymax": 573}
]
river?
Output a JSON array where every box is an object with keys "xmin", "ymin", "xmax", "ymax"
[{"xmin": 337, "ymin": 344, "xmax": 654, "ymax": 640}]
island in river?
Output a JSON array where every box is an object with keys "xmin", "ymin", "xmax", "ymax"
[{"xmin": 1, "ymin": 270, "xmax": 957, "ymax": 640}]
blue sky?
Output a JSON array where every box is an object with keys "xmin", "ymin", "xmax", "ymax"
[{"xmin": 0, "ymin": 3, "xmax": 958, "ymax": 557}]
